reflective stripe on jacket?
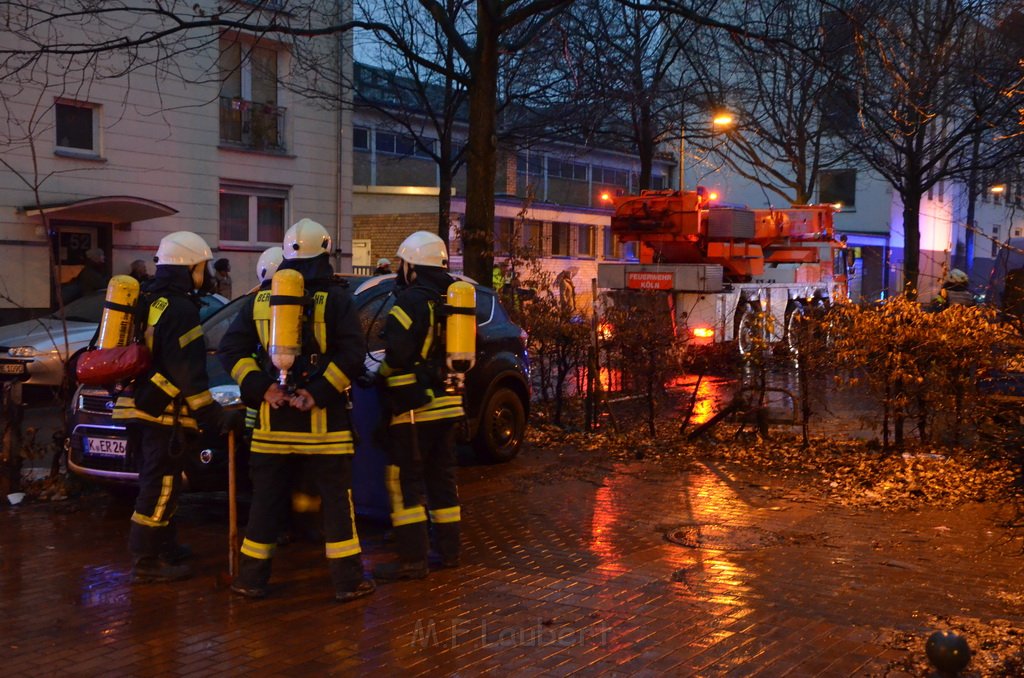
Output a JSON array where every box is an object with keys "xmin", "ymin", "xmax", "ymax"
[
  {"xmin": 113, "ymin": 281, "xmax": 219, "ymax": 431},
  {"xmin": 218, "ymin": 258, "xmax": 366, "ymax": 455},
  {"xmin": 380, "ymin": 271, "xmax": 465, "ymax": 425}
]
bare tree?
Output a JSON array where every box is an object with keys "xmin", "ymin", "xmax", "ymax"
[
  {"xmin": 831, "ymin": 0, "xmax": 1024, "ymax": 296},
  {"xmin": 559, "ymin": 0, "xmax": 703, "ymax": 191},
  {"xmin": 686, "ymin": 0, "xmax": 855, "ymax": 205}
]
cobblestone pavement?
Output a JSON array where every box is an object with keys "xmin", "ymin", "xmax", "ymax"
[{"xmin": 2, "ymin": 444, "xmax": 1023, "ymax": 676}]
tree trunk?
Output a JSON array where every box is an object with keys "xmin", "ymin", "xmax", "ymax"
[
  {"xmin": 438, "ymin": 165, "xmax": 454, "ymax": 248},
  {"xmin": 960, "ymin": 132, "xmax": 981, "ymax": 276},
  {"xmin": 637, "ymin": 106, "xmax": 653, "ymax": 190},
  {"xmin": 462, "ymin": 3, "xmax": 499, "ymax": 285},
  {"xmin": 902, "ymin": 190, "xmax": 923, "ymax": 298}
]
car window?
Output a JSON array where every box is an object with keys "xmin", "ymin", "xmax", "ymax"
[
  {"xmin": 198, "ymin": 295, "xmax": 226, "ymax": 321},
  {"xmin": 52, "ymin": 292, "xmax": 224, "ymax": 325},
  {"xmin": 476, "ymin": 291, "xmax": 495, "ymax": 326},
  {"xmin": 203, "ymin": 295, "xmax": 249, "ymax": 352},
  {"xmin": 355, "ymin": 282, "xmax": 497, "ymax": 351},
  {"xmin": 357, "ymin": 289, "xmax": 394, "ymax": 353},
  {"xmin": 55, "ymin": 293, "xmax": 105, "ymax": 323}
]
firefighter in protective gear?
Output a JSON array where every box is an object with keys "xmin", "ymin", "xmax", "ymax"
[
  {"xmin": 244, "ymin": 246, "xmax": 321, "ymax": 541},
  {"xmin": 112, "ymin": 231, "xmax": 224, "ymax": 583},
  {"xmin": 256, "ymin": 246, "xmax": 284, "ymax": 286},
  {"xmin": 934, "ymin": 268, "xmax": 974, "ymax": 308},
  {"xmin": 373, "ymin": 230, "xmax": 466, "ymax": 581},
  {"xmin": 242, "ymin": 246, "xmax": 285, "ymax": 431},
  {"xmin": 219, "ymin": 218, "xmax": 374, "ymax": 602}
]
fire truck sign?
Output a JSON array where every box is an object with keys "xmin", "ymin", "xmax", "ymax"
[{"xmin": 626, "ymin": 271, "xmax": 674, "ymax": 290}]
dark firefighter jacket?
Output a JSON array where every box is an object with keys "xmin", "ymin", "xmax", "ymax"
[
  {"xmin": 380, "ymin": 268, "xmax": 464, "ymax": 425},
  {"xmin": 112, "ymin": 266, "xmax": 222, "ymax": 432},
  {"xmin": 218, "ymin": 254, "xmax": 366, "ymax": 455}
]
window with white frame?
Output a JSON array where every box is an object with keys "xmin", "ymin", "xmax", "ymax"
[
  {"xmin": 576, "ymin": 224, "xmax": 594, "ymax": 257},
  {"xmin": 603, "ymin": 226, "xmax": 617, "ymax": 259},
  {"xmin": 353, "ymin": 127, "xmax": 370, "ymax": 151},
  {"xmin": 373, "ymin": 129, "xmax": 434, "ymax": 158},
  {"xmin": 219, "ymin": 41, "xmax": 285, "ymax": 150},
  {"xmin": 219, "ymin": 183, "xmax": 289, "ymax": 245},
  {"xmin": 55, "ymin": 100, "xmax": 100, "ymax": 155},
  {"xmin": 551, "ymin": 222, "xmax": 570, "ymax": 256},
  {"xmin": 549, "ymin": 158, "xmax": 588, "ymax": 182}
]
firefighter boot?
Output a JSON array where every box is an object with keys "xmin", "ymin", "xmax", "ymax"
[
  {"xmin": 433, "ymin": 522, "xmax": 461, "ymax": 569},
  {"xmin": 159, "ymin": 523, "xmax": 193, "ymax": 564},
  {"xmin": 373, "ymin": 522, "xmax": 429, "ymax": 581},
  {"xmin": 329, "ymin": 557, "xmax": 376, "ymax": 603},
  {"xmin": 131, "ymin": 555, "xmax": 193, "ymax": 584},
  {"xmin": 230, "ymin": 555, "xmax": 272, "ymax": 599}
]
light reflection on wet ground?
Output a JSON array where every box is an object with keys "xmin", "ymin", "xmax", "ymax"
[{"xmin": 2, "ymin": 447, "xmax": 1022, "ymax": 675}]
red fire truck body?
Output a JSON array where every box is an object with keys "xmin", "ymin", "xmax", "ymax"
[{"xmin": 596, "ymin": 189, "xmax": 849, "ymax": 351}]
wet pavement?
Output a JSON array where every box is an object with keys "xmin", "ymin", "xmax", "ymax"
[{"xmin": 3, "ymin": 443, "xmax": 1024, "ymax": 676}]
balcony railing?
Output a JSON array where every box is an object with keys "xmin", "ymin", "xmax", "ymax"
[{"xmin": 219, "ymin": 97, "xmax": 287, "ymax": 152}]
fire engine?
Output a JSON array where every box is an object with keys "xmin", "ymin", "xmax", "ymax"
[{"xmin": 596, "ymin": 187, "xmax": 850, "ymax": 354}]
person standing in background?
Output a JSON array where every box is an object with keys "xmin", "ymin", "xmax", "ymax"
[
  {"xmin": 213, "ymin": 258, "xmax": 233, "ymax": 298},
  {"xmin": 75, "ymin": 248, "xmax": 110, "ymax": 296},
  {"xmin": 129, "ymin": 259, "xmax": 152, "ymax": 284}
]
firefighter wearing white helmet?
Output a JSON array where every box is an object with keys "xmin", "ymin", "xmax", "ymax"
[
  {"xmin": 256, "ymin": 246, "xmax": 284, "ymax": 286},
  {"xmin": 219, "ymin": 218, "xmax": 374, "ymax": 602},
  {"xmin": 934, "ymin": 268, "xmax": 974, "ymax": 308},
  {"xmin": 374, "ymin": 230, "xmax": 469, "ymax": 581},
  {"xmin": 112, "ymin": 230, "xmax": 227, "ymax": 584},
  {"xmin": 283, "ymin": 217, "xmax": 333, "ymax": 260}
]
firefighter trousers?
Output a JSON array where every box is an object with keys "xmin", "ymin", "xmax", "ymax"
[
  {"xmin": 239, "ymin": 453, "xmax": 363, "ymax": 589},
  {"xmin": 129, "ymin": 424, "xmax": 188, "ymax": 557},
  {"xmin": 386, "ymin": 418, "xmax": 460, "ymax": 563}
]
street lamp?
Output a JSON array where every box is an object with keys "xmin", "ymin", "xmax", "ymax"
[
  {"xmin": 712, "ymin": 113, "xmax": 734, "ymax": 127},
  {"xmin": 679, "ymin": 112, "xmax": 735, "ymax": 191}
]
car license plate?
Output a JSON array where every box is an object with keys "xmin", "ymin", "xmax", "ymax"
[
  {"xmin": 0, "ymin": 362, "xmax": 25, "ymax": 375},
  {"xmin": 84, "ymin": 436, "xmax": 127, "ymax": 458}
]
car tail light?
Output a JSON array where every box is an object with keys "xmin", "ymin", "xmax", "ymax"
[{"xmin": 691, "ymin": 327, "xmax": 715, "ymax": 339}]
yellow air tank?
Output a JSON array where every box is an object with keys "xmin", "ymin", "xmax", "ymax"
[
  {"xmin": 97, "ymin": 275, "xmax": 141, "ymax": 349},
  {"xmin": 445, "ymin": 281, "xmax": 476, "ymax": 389},
  {"xmin": 269, "ymin": 268, "xmax": 305, "ymax": 387}
]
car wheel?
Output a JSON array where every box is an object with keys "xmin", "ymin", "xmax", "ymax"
[{"xmin": 473, "ymin": 386, "xmax": 526, "ymax": 463}]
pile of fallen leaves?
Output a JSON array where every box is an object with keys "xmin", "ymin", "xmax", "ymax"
[
  {"xmin": 878, "ymin": 615, "xmax": 1024, "ymax": 677},
  {"xmin": 526, "ymin": 420, "xmax": 1023, "ymax": 509}
]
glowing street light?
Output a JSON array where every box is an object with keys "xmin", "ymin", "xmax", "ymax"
[{"xmin": 680, "ymin": 111, "xmax": 735, "ymax": 191}]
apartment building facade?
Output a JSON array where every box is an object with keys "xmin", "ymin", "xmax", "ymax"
[
  {"xmin": 0, "ymin": 3, "xmax": 346, "ymax": 324},
  {"xmin": 350, "ymin": 64, "xmax": 675, "ymax": 296}
]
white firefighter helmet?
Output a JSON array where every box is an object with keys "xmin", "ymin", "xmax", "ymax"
[
  {"xmin": 396, "ymin": 230, "xmax": 448, "ymax": 269},
  {"xmin": 155, "ymin": 231, "xmax": 213, "ymax": 266},
  {"xmin": 283, "ymin": 218, "xmax": 332, "ymax": 260},
  {"xmin": 256, "ymin": 246, "xmax": 284, "ymax": 284},
  {"xmin": 946, "ymin": 268, "xmax": 969, "ymax": 285}
]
